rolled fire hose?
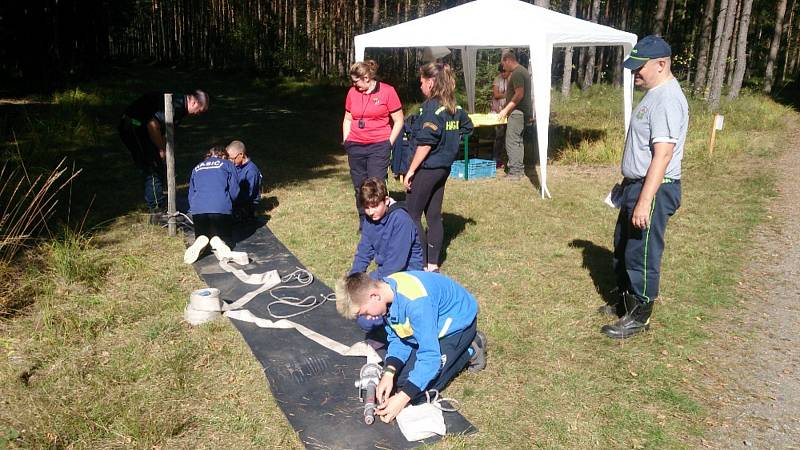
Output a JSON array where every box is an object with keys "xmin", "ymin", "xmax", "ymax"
[{"xmin": 184, "ymin": 249, "xmax": 281, "ymax": 325}]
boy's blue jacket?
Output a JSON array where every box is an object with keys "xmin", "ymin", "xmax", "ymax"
[
  {"xmin": 235, "ymin": 159, "xmax": 262, "ymax": 206},
  {"xmin": 413, "ymin": 99, "xmax": 473, "ymax": 170},
  {"xmin": 383, "ymin": 271, "xmax": 479, "ymax": 398},
  {"xmin": 350, "ymin": 201, "xmax": 423, "ymax": 279},
  {"xmin": 188, "ymin": 157, "xmax": 240, "ymax": 215}
]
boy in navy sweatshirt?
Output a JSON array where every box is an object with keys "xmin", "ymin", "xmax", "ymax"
[
  {"xmin": 335, "ymin": 271, "xmax": 487, "ymax": 423},
  {"xmin": 350, "ymin": 177, "xmax": 423, "ymax": 331},
  {"xmin": 225, "ymin": 140, "xmax": 262, "ymax": 221}
]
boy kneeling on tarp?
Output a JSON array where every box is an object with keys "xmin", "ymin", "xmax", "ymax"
[
  {"xmin": 350, "ymin": 176, "xmax": 423, "ymax": 334},
  {"xmin": 336, "ymin": 271, "xmax": 487, "ymax": 423}
]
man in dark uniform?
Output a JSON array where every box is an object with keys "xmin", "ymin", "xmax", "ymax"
[{"xmin": 118, "ymin": 90, "xmax": 209, "ymax": 221}]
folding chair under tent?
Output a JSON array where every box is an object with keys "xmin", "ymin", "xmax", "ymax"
[{"xmin": 354, "ymin": 0, "xmax": 638, "ymax": 198}]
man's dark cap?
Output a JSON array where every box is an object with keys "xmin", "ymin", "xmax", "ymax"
[{"xmin": 623, "ymin": 35, "xmax": 672, "ymax": 70}]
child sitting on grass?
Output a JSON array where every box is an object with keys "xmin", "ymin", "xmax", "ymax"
[
  {"xmin": 335, "ymin": 271, "xmax": 487, "ymax": 424},
  {"xmin": 350, "ymin": 177, "xmax": 423, "ymax": 331},
  {"xmin": 184, "ymin": 146, "xmax": 240, "ymax": 264},
  {"xmin": 225, "ymin": 140, "xmax": 263, "ymax": 221}
]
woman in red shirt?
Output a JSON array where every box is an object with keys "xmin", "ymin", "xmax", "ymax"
[{"xmin": 342, "ymin": 60, "xmax": 405, "ymax": 223}]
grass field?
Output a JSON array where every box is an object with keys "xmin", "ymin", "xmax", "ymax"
[{"xmin": 0, "ymin": 67, "xmax": 793, "ymax": 448}]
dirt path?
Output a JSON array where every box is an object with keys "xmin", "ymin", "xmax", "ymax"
[{"xmin": 702, "ymin": 125, "xmax": 800, "ymax": 448}]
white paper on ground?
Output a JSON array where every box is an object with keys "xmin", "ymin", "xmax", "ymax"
[{"xmin": 604, "ymin": 183, "xmax": 622, "ymax": 209}]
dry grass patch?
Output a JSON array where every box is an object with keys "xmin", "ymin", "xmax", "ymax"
[{"xmin": 1, "ymin": 218, "xmax": 299, "ymax": 448}]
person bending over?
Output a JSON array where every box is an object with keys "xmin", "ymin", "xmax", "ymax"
[
  {"xmin": 225, "ymin": 140, "xmax": 263, "ymax": 221},
  {"xmin": 118, "ymin": 90, "xmax": 209, "ymax": 221},
  {"xmin": 336, "ymin": 271, "xmax": 487, "ymax": 423},
  {"xmin": 184, "ymin": 146, "xmax": 240, "ymax": 264},
  {"xmin": 349, "ymin": 177, "xmax": 423, "ymax": 332}
]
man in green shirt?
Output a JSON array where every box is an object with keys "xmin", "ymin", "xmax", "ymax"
[{"xmin": 497, "ymin": 51, "xmax": 532, "ymax": 180}]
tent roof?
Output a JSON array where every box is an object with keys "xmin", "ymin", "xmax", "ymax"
[{"xmin": 354, "ymin": 0, "xmax": 637, "ymax": 52}]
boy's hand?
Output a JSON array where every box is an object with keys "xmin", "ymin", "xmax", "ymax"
[
  {"xmin": 376, "ymin": 391, "xmax": 410, "ymax": 423},
  {"xmin": 376, "ymin": 373, "xmax": 394, "ymax": 405}
]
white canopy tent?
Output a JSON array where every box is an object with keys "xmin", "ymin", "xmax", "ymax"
[{"xmin": 354, "ymin": 0, "xmax": 638, "ymax": 198}]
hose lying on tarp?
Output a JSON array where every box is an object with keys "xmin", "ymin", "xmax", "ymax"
[
  {"xmin": 224, "ymin": 309, "xmax": 381, "ymax": 364},
  {"xmin": 184, "ymin": 248, "xmax": 282, "ymax": 325},
  {"xmin": 184, "ymin": 247, "xmax": 380, "ymax": 363}
]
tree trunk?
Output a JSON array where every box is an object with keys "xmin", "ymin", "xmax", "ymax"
[
  {"xmin": 764, "ymin": 0, "xmax": 789, "ymax": 93},
  {"xmin": 728, "ymin": 0, "xmax": 754, "ymax": 99},
  {"xmin": 613, "ymin": 0, "xmax": 631, "ymax": 88},
  {"xmin": 706, "ymin": 0, "xmax": 730, "ymax": 94},
  {"xmin": 582, "ymin": 0, "xmax": 602, "ymax": 90},
  {"xmin": 726, "ymin": 0, "xmax": 742, "ymax": 87},
  {"xmin": 654, "ymin": 0, "xmax": 669, "ymax": 36},
  {"xmin": 693, "ymin": 0, "xmax": 717, "ymax": 95},
  {"xmin": 708, "ymin": 0, "xmax": 739, "ymax": 109},
  {"xmin": 561, "ymin": 0, "xmax": 578, "ymax": 97},
  {"xmin": 666, "ymin": 0, "xmax": 677, "ymax": 37},
  {"xmin": 372, "ymin": 0, "xmax": 379, "ymax": 27},
  {"xmin": 781, "ymin": 0, "xmax": 796, "ymax": 81}
]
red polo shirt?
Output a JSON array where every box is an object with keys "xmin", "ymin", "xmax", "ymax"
[{"xmin": 344, "ymin": 81, "xmax": 402, "ymax": 144}]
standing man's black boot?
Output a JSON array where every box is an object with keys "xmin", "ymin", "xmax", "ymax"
[
  {"xmin": 601, "ymin": 293, "xmax": 653, "ymax": 339},
  {"xmin": 597, "ymin": 288, "xmax": 626, "ymax": 317}
]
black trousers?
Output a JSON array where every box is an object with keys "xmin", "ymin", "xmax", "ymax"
[
  {"xmin": 118, "ymin": 118, "xmax": 166, "ymax": 209},
  {"xmin": 613, "ymin": 179, "xmax": 681, "ymax": 303},
  {"xmin": 406, "ymin": 167, "xmax": 449, "ymax": 265},
  {"xmin": 395, "ymin": 318, "xmax": 477, "ymax": 404},
  {"xmin": 345, "ymin": 140, "xmax": 391, "ymax": 218},
  {"xmin": 193, "ymin": 213, "xmax": 233, "ymax": 245}
]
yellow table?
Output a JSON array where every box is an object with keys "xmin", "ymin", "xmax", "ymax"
[{"xmin": 462, "ymin": 113, "xmax": 507, "ymax": 180}]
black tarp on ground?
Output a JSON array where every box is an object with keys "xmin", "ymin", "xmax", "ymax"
[{"xmin": 188, "ymin": 222, "xmax": 476, "ymax": 449}]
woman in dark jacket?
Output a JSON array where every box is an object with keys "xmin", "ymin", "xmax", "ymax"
[{"xmin": 404, "ymin": 63, "xmax": 473, "ymax": 272}]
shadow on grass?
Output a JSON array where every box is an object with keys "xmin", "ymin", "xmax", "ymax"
[
  {"xmin": 516, "ymin": 123, "xmax": 607, "ymax": 165},
  {"xmin": 771, "ymin": 79, "xmax": 800, "ymax": 111},
  {"xmin": 569, "ymin": 239, "xmax": 617, "ymax": 306},
  {"xmin": 547, "ymin": 124, "xmax": 607, "ymax": 161},
  {"xmin": 441, "ymin": 212, "xmax": 476, "ymax": 266},
  {"xmin": 2, "ymin": 65, "xmax": 350, "ymax": 232}
]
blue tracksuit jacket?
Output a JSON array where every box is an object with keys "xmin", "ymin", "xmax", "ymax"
[
  {"xmin": 350, "ymin": 201, "xmax": 423, "ymax": 279},
  {"xmin": 383, "ymin": 271, "xmax": 479, "ymax": 397},
  {"xmin": 234, "ymin": 159, "xmax": 262, "ymax": 206},
  {"xmin": 188, "ymin": 157, "xmax": 240, "ymax": 215}
]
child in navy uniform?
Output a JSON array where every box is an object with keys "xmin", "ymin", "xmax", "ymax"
[
  {"xmin": 351, "ymin": 177, "xmax": 423, "ymax": 278},
  {"xmin": 184, "ymin": 146, "xmax": 240, "ymax": 264},
  {"xmin": 225, "ymin": 140, "xmax": 262, "ymax": 221},
  {"xmin": 336, "ymin": 271, "xmax": 487, "ymax": 424},
  {"xmin": 350, "ymin": 177, "xmax": 424, "ymax": 331}
]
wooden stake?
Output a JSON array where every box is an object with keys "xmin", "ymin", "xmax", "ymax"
[
  {"xmin": 164, "ymin": 94, "xmax": 177, "ymax": 237},
  {"xmin": 708, "ymin": 113, "xmax": 719, "ymax": 157}
]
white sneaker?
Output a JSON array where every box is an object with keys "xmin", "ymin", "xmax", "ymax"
[
  {"xmin": 184, "ymin": 235, "xmax": 209, "ymax": 264},
  {"xmin": 209, "ymin": 236, "xmax": 231, "ymax": 255}
]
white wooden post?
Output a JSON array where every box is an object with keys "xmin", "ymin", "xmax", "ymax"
[{"xmin": 164, "ymin": 94, "xmax": 177, "ymax": 236}]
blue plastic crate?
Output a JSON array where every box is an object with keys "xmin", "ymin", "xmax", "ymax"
[{"xmin": 449, "ymin": 159, "xmax": 496, "ymax": 180}]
